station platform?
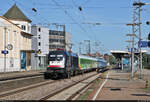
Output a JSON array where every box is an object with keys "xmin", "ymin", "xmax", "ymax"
[
  {"xmin": 96, "ymin": 68, "xmax": 150, "ymax": 100},
  {"xmin": 0, "ymin": 69, "xmax": 46, "ymax": 81}
]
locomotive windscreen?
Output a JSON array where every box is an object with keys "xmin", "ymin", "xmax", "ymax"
[{"xmin": 49, "ymin": 51, "xmax": 65, "ymax": 61}]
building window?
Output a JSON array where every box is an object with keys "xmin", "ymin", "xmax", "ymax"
[
  {"xmin": 38, "ymin": 28, "xmax": 41, "ymax": 32},
  {"xmin": 38, "ymin": 35, "xmax": 41, "ymax": 39},
  {"xmin": 21, "ymin": 25, "xmax": 26, "ymax": 30}
]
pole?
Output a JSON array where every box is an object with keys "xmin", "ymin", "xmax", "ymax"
[
  {"xmin": 79, "ymin": 42, "xmax": 82, "ymax": 54},
  {"xmin": 121, "ymin": 57, "xmax": 123, "ymax": 70},
  {"xmin": 63, "ymin": 25, "xmax": 66, "ymax": 51},
  {"xmin": 84, "ymin": 40, "xmax": 91, "ymax": 55},
  {"xmin": 89, "ymin": 40, "xmax": 91, "ymax": 55},
  {"xmin": 4, "ymin": 27, "xmax": 7, "ymax": 72},
  {"xmin": 126, "ymin": 25, "xmax": 135, "ymax": 78},
  {"xmin": 132, "ymin": 24, "xmax": 135, "ymax": 78},
  {"xmin": 138, "ymin": 3, "xmax": 142, "ymax": 79}
]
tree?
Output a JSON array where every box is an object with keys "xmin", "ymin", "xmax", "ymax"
[
  {"xmin": 109, "ymin": 55, "xmax": 116, "ymax": 65},
  {"xmin": 143, "ymin": 53, "xmax": 150, "ymax": 69}
]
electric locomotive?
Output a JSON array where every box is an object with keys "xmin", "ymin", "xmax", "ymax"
[{"xmin": 44, "ymin": 50, "xmax": 78, "ymax": 78}]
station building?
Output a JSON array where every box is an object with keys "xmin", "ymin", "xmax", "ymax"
[{"xmin": 0, "ymin": 4, "xmax": 32, "ymax": 72}]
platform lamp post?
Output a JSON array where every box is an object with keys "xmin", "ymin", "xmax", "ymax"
[{"xmin": 4, "ymin": 27, "xmax": 7, "ymax": 72}]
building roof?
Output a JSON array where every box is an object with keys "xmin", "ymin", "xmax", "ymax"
[
  {"xmin": 0, "ymin": 16, "xmax": 21, "ymax": 29},
  {"xmin": 3, "ymin": 4, "xmax": 31, "ymax": 22}
]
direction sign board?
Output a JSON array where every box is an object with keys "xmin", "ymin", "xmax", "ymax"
[
  {"xmin": 138, "ymin": 41, "xmax": 148, "ymax": 47},
  {"xmin": 128, "ymin": 48, "xmax": 138, "ymax": 53},
  {"xmin": 1, "ymin": 50, "xmax": 8, "ymax": 54}
]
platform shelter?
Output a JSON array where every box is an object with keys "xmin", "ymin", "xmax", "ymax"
[{"xmin": 110, "ymin": 50, "xmax": 147, "ymax": 71}]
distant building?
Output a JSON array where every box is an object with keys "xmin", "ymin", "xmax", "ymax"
[
  {"xmin": 0, "ymin": 4, "xmax": 33, "ymax": 72},
  {"xmin": 65, "ymin": 32, "xmax": 72, "ymax": 51},
  {"xmin": 49, "ymin": 30, "xmax": 72, "ymax": 51},
  {"xmin": 31, "ymin": 25, "xmax": 49, "ymax": 69}
]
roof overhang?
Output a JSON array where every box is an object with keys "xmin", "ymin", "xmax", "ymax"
[
  {"xmin": 110, "ymin": 50, "xmax": 147, "ymax": 59},
  {"xmin": 20, "ymin": 50, "xmax": 34, "ymax": 53},
  {"xmin": 21, "ymin": 31, "xmax": 33, "ymax": 36}
]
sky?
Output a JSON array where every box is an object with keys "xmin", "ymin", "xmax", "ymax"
[{"xmin": 1, "ymin": 0, "xmax": 150, "ymax": 54}]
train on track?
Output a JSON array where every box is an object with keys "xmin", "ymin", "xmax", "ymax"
[{"xmin": 44, "ymin": 50, "xmax": 107, "ymax": 79}]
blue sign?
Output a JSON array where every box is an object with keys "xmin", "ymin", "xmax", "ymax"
[
  {"xmin": 123, "ymin": 58, "xmax": 130, "ymax": 65},
  {"xmin": 138, "ymin": 41, "xmax": 148, "ymax": 47},
  {"xmin": 128, "ymin": 48, "xmax": 138, "ymax": 53},
  {"xmin": 1, "ymin": 50, "xmax": 8, "ymax": 54}
]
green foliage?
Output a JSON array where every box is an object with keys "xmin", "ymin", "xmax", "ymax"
[
  {"xmin": 143, "ymin": 53, "xmax": 150, "ymax": 69},
  {"xmin": 109, "ymin": 55, "xmax": 116, "ymax": 65}
]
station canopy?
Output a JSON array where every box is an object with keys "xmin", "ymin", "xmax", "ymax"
[{"xmin": 110, "ymin": 50, "xmax": 147, "ymax": 59}]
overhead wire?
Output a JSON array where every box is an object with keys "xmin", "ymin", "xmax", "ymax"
[
  {"xmin": 71, "ymin": 0, "xmax": 110, "ymax": 54},
  {"xmin": 51, "ymin": 0, "xmax": 93, "ymax": 39},
  {"xmin": 10, "ymin": 0, "xmax": 133, "ymax": 54},
  {"xmin": 71, "ymin": 0, "xmax": 99, "ymax": 53},
  {"xmin": 11, "ymin": 0, "xmax": 57, "ymax": 28}
]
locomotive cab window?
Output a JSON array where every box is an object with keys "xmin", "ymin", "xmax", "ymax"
[
  {"xmin": 49, "ymin": 55, "xmax": 56, "ymax": 61},
  {"xmin": 49, "ymin": 55, "xmax": 63, "ymax": 61},
  {"xmin": 57, "ymin": 55, "xmax": 63, "ymax": 61}
]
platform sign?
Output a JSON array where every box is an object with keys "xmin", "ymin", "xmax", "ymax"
[
  {"xmin": 128, "ymin": 48, "xmax": 138, "ymax": 53},
  {"xmin": 1, "ymin": 50, "xmax": 8, "ymax": 54},
  {"xmin": 138, "ymin": 41, "xmax": 148, "ymax": 47}
]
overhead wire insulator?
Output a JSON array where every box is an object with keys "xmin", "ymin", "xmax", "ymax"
[
  {"xmin": 32, "ymin": 8, "xmax": 37, "ymax": 12},
  {"xmin": 146, "ymin": 21, "xmax": 150, "ymax": 25},
  {"xmin": 78, "ymin": 6, "xmax": 82, "ymax": 11}
]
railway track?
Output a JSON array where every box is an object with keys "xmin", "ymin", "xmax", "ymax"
[
  {"xmin": 0, "ymin": 72, "xmax": 97, "ymax": 100},
  {"xmin": 0, "ymin": 72, "xmax": 44, "ymax": 81},
  {"xmin": 0, "ymin": 74, "xmax": 47, "ymax": 93},
  {"xmin": 40, "ymin": 68, "xmax": 110, "ymax": 100},
  {"xmin": 40, "ymin": 73, "xmax": 100, "ymax": 100},
  {"xmin": 0, "ymin": 79, "xmax": 57, "ymax": 98}
]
